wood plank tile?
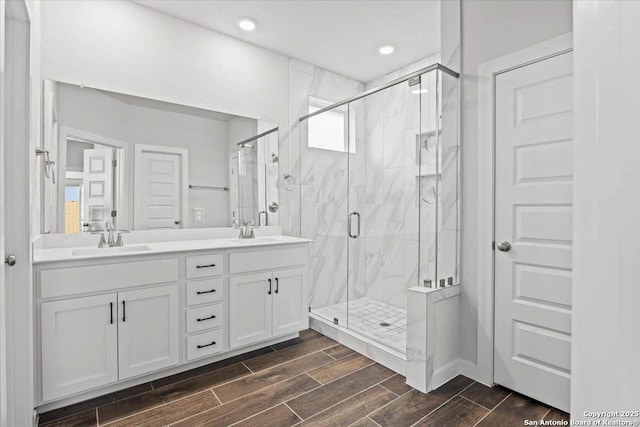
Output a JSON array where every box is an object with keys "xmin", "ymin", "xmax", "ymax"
[
  {"xmin": 380, "ymin": 374, "xmax": 413, "ymax": 396},
  {"xmin": 171, "ymin": 374, "xmax": 320, "ymax": 427},
  {"xmin": 476, "ymin": 394, "xmax": 550, "ymax": 427},
  {"xmin": 40, "ymin": 409, "xmax": 97, "ymax": 427},
  {"xmin": 152, "ymin": 346, "xmax": 274, "ymax": 388},
  {"xmin": 272, "ymin": 329, "xmax": 323, "ymax": 350},
  {"xmin": 214, "ymin": 352, "xmax": 333, "ymax": 403},
  {"xmin": 323, "ymin": 344, "xmax": 355, "ymax": 360},
  {"xmin": 111, "ymin": 382, "xmax": 154, "ymax": 402},
  {"xmin": 287, "ymin": 363, "xmax": 395, "ymax": 420},
  {"xmin": 104, "ymin": 391, "xmax": 218, "ymax": 427},
  {"xmin": 459, "ymin": 382, "xmax": 511, "ymax": 410},
  {"xmin": 297, "ymin": 385, "xmax": 396, "ymax": 427},
  {"xmin": 350, "ymin": 417, "xmax": 380, "ymax": 427},
  {"xmin": 232, "ymin": 404, "xmax": 301, "ymax": 427},
  {"xmin": 306, "ymin": 353, "xmax": 373, "ymax": 384},
  {"xmin": 414, "ymin": 396, "xmax": 489, "ymax": 427},
  {"xmin": 369, "ymin": 376, "xmax": 473, "ymax": 427},
  {"xmin": 544, "ymin": 408, "xmax": 570, "ymax": 422},
  {"xmin": 244, "ymin": 336, "xmax": 337, "ymax": 372},
  {"xmin": 39, "ymin": 394, "xmax": 113, "ymax": 424},
  {"xmin": 98, "ymin": 363, "xmax": 249, "ymax": 424}
]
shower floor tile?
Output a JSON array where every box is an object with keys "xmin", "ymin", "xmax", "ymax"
[{"xmin": 313, "ymin": 297, "xmax": 407, "ymax": 354}]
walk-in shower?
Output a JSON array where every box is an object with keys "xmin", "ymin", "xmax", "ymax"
[{"xmin": 298, "ymin": 63, "xmax": 460, "ymax": 378}]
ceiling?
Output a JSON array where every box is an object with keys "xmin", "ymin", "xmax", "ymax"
[{"xmin": 133, "ymin": 0, "xmax": 441, "ymax": 82}]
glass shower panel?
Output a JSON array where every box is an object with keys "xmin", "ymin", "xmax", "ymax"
[
  {"xmin": 436, "ymin": 71, "xmax": 461, "ymax": 285},
  {"xmin": 418, "ymin": 70, "xmax": 440, "ymax": 288},
  {"xmin": 346, "ymin": 78, "xmax": 421, "ymax": 355},
  {"xmin": 302, "ymin": 108, "xmax": 351, "ymax": 327}
]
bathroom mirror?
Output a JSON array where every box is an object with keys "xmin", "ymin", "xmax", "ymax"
[{"xmin": 40, "ymin": 80, "xmax": 279, "ymax": 234}]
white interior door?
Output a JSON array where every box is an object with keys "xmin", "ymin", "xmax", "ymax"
[
  {"xmin": 138, "ymin": 151, "xmax": 181, "ymax": 229},
  {"xmin": 82, "ymin": 148, "xmax": 113, "ymax": 231},
  {"xmin": 494, "ymin": 52, "xmax": 573, "ymax": 412}
]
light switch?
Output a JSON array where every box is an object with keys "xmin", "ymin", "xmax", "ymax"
[{"xmin": 193, "ymin": 208, "xmax": 204, "ymax": 224}]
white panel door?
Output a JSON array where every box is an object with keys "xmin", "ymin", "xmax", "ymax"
[
  {"xmin": 138, "ymin": 151, "xmax": 181, "ymax": 229},
  {"xmin": 229, "ymin": 272, "xmax": 272, "ymax": 349},
  {"xmin": 41, "ymin": 294, "xmax": 118, "ymax": 401},
  {"xmin": 272, "ymin": 268, "xmax": 308, "ymax": 337},
  {"xmin": 82, "ymin": 148, "xmax": 113, "ymax": 231},
  {"xmin": 118, "ymin": 285, "xmax": 180, "ymax": 380},
  {"xmin": 494, "ymin": 52, "xmax": 573, "ymax": 412}
]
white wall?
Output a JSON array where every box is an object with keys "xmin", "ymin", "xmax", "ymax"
[
  {"xmin": 458, "ymin": 0, "xmax": 572, "ymax": 372},
  {"xmin": 40, "ymin": 0, "xmax": 293, "ymax": 231},
  {"xmin": 56, "ymin": 83, "xmax": 233, "ymax": 228},
  {"xmin": 571, "ymin": 0, "xmax": 640, "ymax": 417}
]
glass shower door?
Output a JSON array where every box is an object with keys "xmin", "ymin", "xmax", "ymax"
[
  {"xmin": 302, "ymin": 106, "xmax": 351, "ymax": 328},
  {"xmin": 346, "ymin": 76, "xmax": 422, "ymax": 355}
]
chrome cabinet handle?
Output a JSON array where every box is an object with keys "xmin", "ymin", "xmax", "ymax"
[
  {"xmin": 196, "ymin": 314, "xmax": 216, "ymax": 322},
  {"xmin": 196, "ymin": 264, "xmax": 216, "ymax": 269},
  {"xmin": 196, "ymin": 289, "xmax": 216, "ymax": 294},
  {"xmin": 197, "ymin": 341, "xmax": 216, "ymax": 349},
  {"xmin": 348, "ymin": 212, "xmax": 361, "ymax": 238},
  {"xmin": 497, "ymin": 241, "xmax": 512, "ymax": 252}
]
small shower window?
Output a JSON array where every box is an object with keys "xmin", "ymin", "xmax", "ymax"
[{"xmin": 308, "ymin": 96, "xmax": 355, "ymax": 153}]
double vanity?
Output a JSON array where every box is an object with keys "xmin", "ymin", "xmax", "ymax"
[{"xmin": 33, "ymin": 229, "xmax": 311, "ymax": 409}]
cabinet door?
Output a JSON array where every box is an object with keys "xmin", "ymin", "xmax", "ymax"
[
  {"xmin": 118, "ymin": 285, "xmax": 180, "ymax": 379},
  {"xmin": 272, "ymin": 268, "xmax": 308, "ymax": 337},
  {"xmin": 229, "ymin": 272, "xmax": 272, "ymax": 349},
  {"xmin": 41, "ymin": 294, "xmax": 118, "ymax": 401}
]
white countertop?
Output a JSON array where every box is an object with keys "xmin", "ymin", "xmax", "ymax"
[{"xmin": 33, "ymin": 235, "xmax": 312, "ymax": 264}]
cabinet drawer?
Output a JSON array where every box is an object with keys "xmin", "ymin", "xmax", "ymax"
[
  {"xmin": 186, "ymin": 304, "xmax": 223, "ymax": 334},
  {"xmin": 185, "ymin": 278, "xmax": 223, "ymax": 306},
  {"xmin": 40, "ymin": 259, "xmax": 179, "ymax": 299},
  {"xmin": 186, "ymin": 330, "xmax": 223, "ymax": 361},
  {"xmin": 185, "ymin": 253, "xmax": 223, "ymax": 279},
  {"xmin": 229, "ymin": 246, "xmax": 308, "ymax": 274}
]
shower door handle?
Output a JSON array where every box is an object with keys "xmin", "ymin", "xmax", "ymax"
[{"xmin": 348, "ymin": 212, "xmax": 361, "ymax": 238}]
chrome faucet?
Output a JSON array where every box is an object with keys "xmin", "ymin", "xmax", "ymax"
[
  {"xmin": 93, "ymin": 222, "xmax": 129, "ymax": 248},
  {"xmin": 238, "ymin": 220, "xmax": 255, "ymax": 239}
]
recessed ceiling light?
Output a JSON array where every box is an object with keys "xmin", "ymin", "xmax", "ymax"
[
  {"xmin": 411, "ymin": 88, "xmax": 429, "ymax": 95},
  {"xmin": 237, "ymin": 17, "xmax": 257, "ymax": 32},
  {"xmin": 378, "ymin": 45, "xmax": 395, "ymax": 55}
]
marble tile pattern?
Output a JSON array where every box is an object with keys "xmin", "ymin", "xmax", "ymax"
[{"xmin": 293, "ymin": 53, "xmax": 461, "ymax": 321}]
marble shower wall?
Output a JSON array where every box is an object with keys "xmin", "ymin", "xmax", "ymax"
[
  {"xmin": 289, "ymin": 60, "xmax": 365, "ymax": 311},
  {"xmin": 364, "ymin": 54, "xmax": 442, "ymax": 310},
  {"xmin": 292, "ymin": 54, "xmax": 459, "ymax": 313}
]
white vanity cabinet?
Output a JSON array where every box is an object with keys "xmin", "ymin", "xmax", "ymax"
[
  {"xmin": 228, "ymin": 247, "xmax": 309, "ymax": 349},
  {"xmin": 35, "ymin": 238, "xmax": 310, "ymax": 407},
  {"xmin": 41, "ymin": 294, "xmax": 119, "ymax": 401},
  {"xmin": 40, "ymin": 284, "xmax": 180, "ymax": 401},
  {"xmin": 117, "ymin": 285, "xmax": 180, "ymax": 380}
]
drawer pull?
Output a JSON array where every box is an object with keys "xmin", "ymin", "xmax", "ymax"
[
  {"xmin": 196, "ymin": 314, "xmax": 216, "ymax": 322},
  {"xmin": 196, "ymin": 289, "xmax": 216, "ymax": 295},
  {"xmin": 197, "ymin": 341, "xmax": 216, "ymax": 349},
  {"xmin": 196, "ymin": 264, "xmax": 216, "ymax": 269}
]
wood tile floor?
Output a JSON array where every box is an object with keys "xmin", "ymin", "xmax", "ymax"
[{"xmin": 38, "ymin": 330, "xmax": 570, "ymax": 427}]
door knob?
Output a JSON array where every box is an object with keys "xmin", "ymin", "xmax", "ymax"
[
  {"xmin": 496, "ymin": 241, "xmax": 511, "ymax": 252},
  {"xmin": 5, "ymin": 254, "xmax": 16, "ymax": 266}
]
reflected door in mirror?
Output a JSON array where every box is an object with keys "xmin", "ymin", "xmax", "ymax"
[
  {"xmin": 139, "ymin": 152, "xmax": 181, "ymax": 229},
  {"xmin": 82, "ymin": 148, "xmax": 113, "ymax": 232}
]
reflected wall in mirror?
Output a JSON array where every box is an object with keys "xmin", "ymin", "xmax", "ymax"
[{"xmin": 41, "ymin": 80, "xmax": 278, "ymax": 234}]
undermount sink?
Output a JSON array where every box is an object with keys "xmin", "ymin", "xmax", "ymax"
[
  {"xmin": 227, "ymin": 237, "xmax": 280, "ymax": 244},
  {"xmin": 72, "ymin": 245, "xmax": 153, "ymax": 257}
]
